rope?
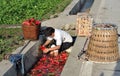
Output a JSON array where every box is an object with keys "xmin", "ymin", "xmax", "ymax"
[{"xmin": 21, "ymin": 54, "xmax": 24, "ymax": 75}]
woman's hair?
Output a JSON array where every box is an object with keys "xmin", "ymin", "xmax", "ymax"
[{"xmin": 44, "ymin": 27, "xmax": 55, "ymax": 37}]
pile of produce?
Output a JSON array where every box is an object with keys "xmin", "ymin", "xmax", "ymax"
[{"xmin": 29, "ymin": 52, "xmax": 69, "ymax": 76}]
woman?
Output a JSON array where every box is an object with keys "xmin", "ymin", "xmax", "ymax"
[{"xmin": 42, "ymin": 27, "xmax": 73, "ymax": 56}]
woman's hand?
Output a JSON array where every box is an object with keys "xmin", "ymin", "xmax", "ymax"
[{"xmin": 43, "ymin": 48, "xmax": 50, "ymax": 53}]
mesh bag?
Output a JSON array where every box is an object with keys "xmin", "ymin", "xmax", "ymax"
[{"xmin": 76, "ymin": 13, "xmax": 93, "ymax": 37}]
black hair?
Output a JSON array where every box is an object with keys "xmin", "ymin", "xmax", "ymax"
[{"xmin": 44, "ymin": 27, "xmax": 55, "ymax": 37}]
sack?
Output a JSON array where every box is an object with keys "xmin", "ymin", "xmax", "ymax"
[{"xmin": 76, "ymin": 13, "xmax": 93, "ymax": 37}]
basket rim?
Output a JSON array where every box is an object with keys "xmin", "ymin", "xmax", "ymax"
[{"xmin": 93, "ymin": 23, "xmax": 118, "ymax": 30}]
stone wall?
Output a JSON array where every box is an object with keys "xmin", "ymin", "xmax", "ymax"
[{"xmin": 0, "ymin": 41, "xmax": 40, "ymax": 76}]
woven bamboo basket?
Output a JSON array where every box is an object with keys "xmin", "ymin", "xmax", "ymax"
[
  {"xmin": 86, "ymin": 23, "xmax": 119, "ymax": 62},
  {"xmin": 76, "ymin": 13, "xmax": 93, "ymax": 37},
  {"xmin": 22, "ymin": 25, "xmax": 40, "ymax": 40}
]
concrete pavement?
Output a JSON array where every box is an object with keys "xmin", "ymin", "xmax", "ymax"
[
  {"xmin": 90, "ymin": 0, "xmax": 120, "ymax": 33},
  {"xmin": 91, "ymin": 0, "xmax": 120, "ymax": 76},
  {"xmin": 61, "ymin": 0, "xmax": 120, "ymax": 76}
]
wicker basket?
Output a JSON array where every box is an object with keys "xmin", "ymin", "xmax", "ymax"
[
  {"xmin": 76, "ymin": 13, "xmax": 93, "ymax": 37},
  {"xmin": 22, "ymin": 25, "xmax": 40, "ymax": 40},
  {"xmin": 86, "ymin": 23, "xmax": 119, "ymax": 62}
]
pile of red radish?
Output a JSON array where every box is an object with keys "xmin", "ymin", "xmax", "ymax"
[{"xmin": 29, "ymin": 52, "xmax": 69, "ymax": 76}]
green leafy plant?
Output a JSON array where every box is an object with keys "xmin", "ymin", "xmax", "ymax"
[
  {"xmin": 0, "ymin": 28, "xmax": 24, "ymax": 61},
  {"xmin": 0, "ymin": 0, "xmax": 72, "ymax": 24}
]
